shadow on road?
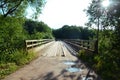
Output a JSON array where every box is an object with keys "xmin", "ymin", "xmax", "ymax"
[
  {"xmin": 30, "ymin": 59, "xmax": 98, "ymax": 80},
  {"xmin": 31, "ymin": 69, "xmax": 83, "ymax": 80}
]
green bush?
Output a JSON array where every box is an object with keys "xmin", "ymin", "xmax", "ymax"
[
  {"xmin": 0, "ymin": 16, "xmax": 26, "ymax": 51},
  {"xmin": 0, "ymin": 49, "xmax": 35, "ymax": 65},
  {"xmin": 0, "ymin": 49, "xmax": 36, "ymax": 79},
  {"xmin": 88, "ymin": 36, "xmax": 120, "ymax": 80},
  {"xmin": 94, "ymin": 49, "xmax": 120, "ymax": 80},
  {"xmin": 78, "ymin": 49, "xmax": 86, "ymax": 60},
  {"xmin": 77, "ymin": 49, "xmax": 95, "ymax": 66},
  {"xmin": 0, "ymin": 63, "xmax": 18, "ymax": 79},
  {"xmin": 0, "ymin": 14, "xmax": 54, "ymax": 79}
]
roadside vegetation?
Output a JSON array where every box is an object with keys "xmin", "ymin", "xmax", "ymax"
[
  {"xmin": 77, "ymin": 0, "xmax": 120, "ymax": 80},
  {"xmin": 0, "ymin": 16, "xmax": 53, "ymax": 79},
  {"xmin": 0, "ymin": 50, "xmax": 36, "ymax": 79},
  {"xmin": 0, "ymin": 0, "xmax": 53, "ymax": 79}
]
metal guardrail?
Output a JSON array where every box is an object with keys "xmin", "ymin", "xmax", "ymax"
[
  {"xmin": 62, "ymin": 39, "xmax": 97, "ymax": 52},
  {"xmin": 25, "ymin": 39, "xmax": 54, "ymax": 50}
]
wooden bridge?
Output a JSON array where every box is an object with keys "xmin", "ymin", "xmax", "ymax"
[
  {"xmin": 25, "ymin": 39, "xmax": 97, "ymax": 53},
  {"xmin": 3, "ymin": 39, "xmax": 98, "ymax": 80}
]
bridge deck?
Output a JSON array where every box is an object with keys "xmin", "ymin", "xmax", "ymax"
[{"xmin": 3, "ymin": 41, "xmax": 97, "ymax": 80}]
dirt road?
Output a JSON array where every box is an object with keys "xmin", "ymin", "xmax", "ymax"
[{"xmin": 3, "ymin": 41, "xmax": 96, "ymax": 80}]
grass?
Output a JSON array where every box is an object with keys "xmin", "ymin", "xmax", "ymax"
[
  {"xmin": 0, "ymin": 63, "xmax": 18, "ymax": 79},
  {"xmin": 0, "ymin": 49, "xmax": 37, "ymax": 79}
]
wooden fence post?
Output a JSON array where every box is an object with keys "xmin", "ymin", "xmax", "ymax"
[{"xmin": 25, "ymin": 40, "xmax": 27, "ymax": 51}]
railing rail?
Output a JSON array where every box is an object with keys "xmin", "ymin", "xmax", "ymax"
[
  {"xmin": 62, "ymin": 39, "xmax": 97, "ymax": 52},
  {"xmin": 25, "ymin": 39, "xmax": 54, "ymax": 50}
]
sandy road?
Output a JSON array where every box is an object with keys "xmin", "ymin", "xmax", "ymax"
[{"xmin": 3, "ymin": 41, "xmax": 96, "ymax": 80}]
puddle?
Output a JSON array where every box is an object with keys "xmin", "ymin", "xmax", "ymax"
[
  {"xmin": 66, "ymin": 67, "xmax": 80, "ymax": 72},
  {"xmin": 64, "ymin": 61, "xmax": 76, "ymax": 65}
]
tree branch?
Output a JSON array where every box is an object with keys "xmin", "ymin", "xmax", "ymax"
[
  {"xmin": 0, "ymin": 0, "xmax": 8, "ymax": 8},
  {"xmin": 3, "ymin": 0, "xmax": 23, "ymax": 17},
  {"xmin": 1, "ymin": 6, "xmax": 5, "ymax": 15},
  {"xmin": 0, "ymin": 1, "xmax": 5, "ymax": 15},
  {"xmin": 0, "ymin": 2, "xmax": 5, "ymax": 8}
]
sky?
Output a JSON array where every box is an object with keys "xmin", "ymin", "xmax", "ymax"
[{"xmin": 27, "ymin": 0, "xmax": 91, "ymax": 29}]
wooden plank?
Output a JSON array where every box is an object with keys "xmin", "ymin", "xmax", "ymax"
[{"xmin": 25, "ymin": 39, "xmax": 54, "ymax": 50}]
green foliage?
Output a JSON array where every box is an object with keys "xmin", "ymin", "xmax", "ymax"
[
  {"xmin": 86, "ymin": 0, "xmax": 120, "ymax": 80},
  {"xmin": 0, "ymin": 16, "xmax": 26, "ymax": 51},
  {"xmin": 0, "ymin": 49, "xmax": 35, "ymax": 65},
  {"xmin": 0, "ymin": 16, "xmax": 45, "ymax": 79},
  {"xmin": 53, "ymin": 25, "xmax": 95, "ymax": 39},
  {"xmin": 0, "ymin": 49, "xmax": 36, "ymax": 79},
  {"xmin": 78, "ymin": 33, "xmax": 120, "ymax": 80},
  {"xmin": 99, "ymin": 37, "xmax": 111, "ymax": 53},
  {"xmin": 0, "ymin": 0, "xmax": 45, "ymax": 18},
  {"xmin": 24, "ymin": 20, "xmax": 53, "ymax": 39},
  {"xmin": 0, "ymin": 0, "xmax": 49, "ymax": 78},
  {"xmin": 0, "ymin": 7, "xmax": 54, "ymax": 78},
  {"xmin": 94, "ymin": 34, "xmax": 120, "ymax": 79},
  {"xmin": 0, "ymin": 63, "xmax": 18, "ymax": 79},
  {"xmin": 78, "ymin": 49, "xmax": 86, "ymax": 59},
  {"xmin": 77, "ymin": 49, "xmax": 95, "ymax": 66},
  {"xmin": 94, "ymin": 50, "xmax": 120, "ymax": 79}
]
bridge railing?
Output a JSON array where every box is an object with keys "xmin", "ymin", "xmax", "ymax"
[
  {"xmin": 63, "ymin": 39, "xmax": 97, "ymax": 52},
  {"xmin": 25, "ymin": 39, "xmax": 54, "ymax": 50}
]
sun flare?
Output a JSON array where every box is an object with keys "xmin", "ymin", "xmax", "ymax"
[{"xmin": 102, "ymin": 0, "xmax": 110, "ymax": 7}]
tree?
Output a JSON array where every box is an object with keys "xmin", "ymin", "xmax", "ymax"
[
  {"xmin": 0, "ymin": 16, "xmax": 26, "ymax": 51},
  {"xmin": 87, "ymin": 0, "xmax": 120, "ymax": 52},
  {"xmin": 86, "ymin": 0, "xmax": 120, "ymax": 79},
  {"xmin": 24, "ymin": 19, "xmax": 53, "ymax": 39},
  {"xmin": 0, "ymin": 0, "xmax": 45, "ymax": 18},
  {"xmin": 53, "ymin": 25, "xmax": 95, "ymax": 39}
]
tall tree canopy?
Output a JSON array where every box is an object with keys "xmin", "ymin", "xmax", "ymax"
[
  {"xmin": 24, "ymin": 20, "xmax": 53, "ymax": 39},
  {"xmin": 53, "ymin": 25, "xmax": 95, "ymax": 40},
  {"xmin": 87, "ymin": 0, "xmax": 120, "ymax": 50},
  {"xmin": 0, "ymin": 0, "xmax": 45, "ymax": 18},
  {"xmin": 86, "ymin": 0, "xmax": 120, "ymax": 79}
]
